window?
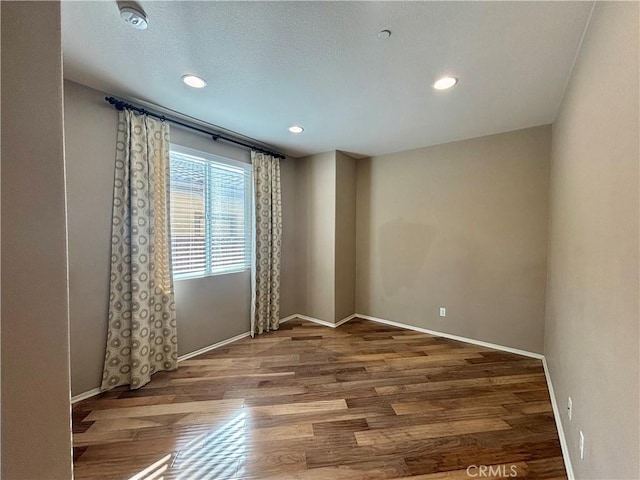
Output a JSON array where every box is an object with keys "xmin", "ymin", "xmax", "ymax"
[{"xmin": 169, "ymin": 145, "xmax": 251, "ymax": 279}]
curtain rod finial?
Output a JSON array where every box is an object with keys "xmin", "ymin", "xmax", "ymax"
[{"xmin": 105, "ymin": 96, "xmax": 127, "ymax": 111}]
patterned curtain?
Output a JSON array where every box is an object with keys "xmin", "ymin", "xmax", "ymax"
[
  {"xmin": 251, "ymin": 151, "xmax": 283, "ymax": 336},
  {"xmin": 101, "ymin": 110, "xmax": 178, "ymax": 391}
]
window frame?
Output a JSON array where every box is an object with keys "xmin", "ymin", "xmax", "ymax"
[{"xmin": 169, "ymin": 143, "xmax": 253, "ymax": 281}]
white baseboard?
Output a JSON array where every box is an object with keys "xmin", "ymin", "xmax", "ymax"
[
  {"xmin": 353, "ymin": 313, "xmax": 544, "ymax": 360},
  {"xmin": 354, "ymin": 313, "xmax": 544, "ymax": 360},
  {"xmin": 71, "ymin": 387, "xmax": 103, "ymax": 404},
  {"xmin": 279, "ymin": 314, "xmax": 299, "ymax": 324},
  {"xmin": 283, "ymin": 313, "xmax": 357, "ymax": 328},
  {"xmin": 542, "ymin": 357, "xmax": 574, "ymax": 480},
  {"xmin": 290, "ymin": 313, "xmax": 545, "ymax": 362},
  {"xmin": 291, "ymin": 314, "xmax": 337, "ymax": 328},
  {"xmin": 178, "ymin": 331, "xmax": 251, "ymax": 362},
  {"xmin": 71, "ymin": 330, "xmax": 253, "ymax": 403},
  {"xmin": 281, "ymin": 312, "xmax": 544, "ymax": 361},
  {"xmin": 335, "ymin": 314, "xmax": 357, "ymax": 327}
]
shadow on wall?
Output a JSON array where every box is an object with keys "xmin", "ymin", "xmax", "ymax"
[{"xmin": 379, "ymin": 218, "xmax": 435, "ymax": 295}]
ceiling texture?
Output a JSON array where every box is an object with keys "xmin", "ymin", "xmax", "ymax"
[{"xmin": 63, "ymin": 1, "xmax": 594, "ymax": 158}]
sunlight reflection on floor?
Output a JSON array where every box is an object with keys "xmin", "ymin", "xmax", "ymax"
[{"xmin": 127, "ymin": 411, "xmax": 247, "ymax": 480}]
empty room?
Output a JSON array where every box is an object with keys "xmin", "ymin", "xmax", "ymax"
[{"xmin": 1, "ymin": 1, "xmax": 638, "ymax": 479}]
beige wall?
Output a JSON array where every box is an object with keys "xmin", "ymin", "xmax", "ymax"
[
  {"xmin": 65, "ymin": 81, "xmax": 119, "ymax": 397},
  {"xmin": 296, "ymin": 151, "xmax": 336, "ymax": 323},
  {"xmin": 279, "ymin": 155, "xmax": 298, "ymax": 318},
  {"xmin": 0, "ymin": 2, "xmax": 3, "ymax": 472},
  {"xmin": 1, "ymin": 2, "xmax": 73, "ymax": 478},
  {"xmin": 356, "ymin": 126, "xmax": 551, "ymax": 353},
  {"xmin": 295, "ymin": 150, "xmax": 358, "ymax": 324},
  {"xmin": 545, "ymin": 2, "xmax": 639, "ymax": 478},
  {"xmin": 335, "ymin": 151, "xmax": 356, "ymax": 321},
  {"xmin": 64, "ymin": 80, "xmax": 298, "ymax": 395}
]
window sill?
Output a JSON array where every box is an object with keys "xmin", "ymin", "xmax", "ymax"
[{"xmin": 173, "ymin": 268, "xmax": 250, "ymax": 282}]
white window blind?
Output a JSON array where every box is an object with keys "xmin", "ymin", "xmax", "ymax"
[{"xmin": 169, "ymin": 146, "xmax": 251, "ymax": 279}]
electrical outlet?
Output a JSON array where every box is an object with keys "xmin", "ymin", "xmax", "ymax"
[
  {"xmin": 567, "ymin": 397, "xmax": 572, "ymax": 420},
  {"xmin": 439, "ymin": 307, "xmax": 446, "ymax": 317}
]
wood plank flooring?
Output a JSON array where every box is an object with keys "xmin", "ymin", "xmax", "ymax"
[{"xmin": 73, "ymin": 318, "xmax": 566, "ymax": 480}]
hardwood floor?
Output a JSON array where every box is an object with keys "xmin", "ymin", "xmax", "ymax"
[{"xmin": 73, "ymin": 318, "xmax": 566, "ymax": 480}]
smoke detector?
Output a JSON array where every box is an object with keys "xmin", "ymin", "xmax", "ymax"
[{"xmin": 120, "ymin": 6, "xmax": 148, "ymax": 30}]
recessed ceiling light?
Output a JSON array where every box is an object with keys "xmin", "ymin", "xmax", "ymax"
[
  {"xmin": 181, "ymin": 75, "xmax": 207, "ymax": 89},
  {"xmin": 377, "ymin": 29, "xmax": 391, "ymax": 40},
  {"xmin": 119, "ymin": 6, "xmax": 148, "ymax": 30},
  {"xmin": 433, "ymin": 76, "xmax": 458, "ymax": 90},
  {"xmin": 288, "ymin": 125, "xmax": 304, "ymax": 134}
]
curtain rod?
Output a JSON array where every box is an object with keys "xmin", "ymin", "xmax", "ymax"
[{"xmin": 104, "ymin": 96, "xmax": 286, "ymax": 159}]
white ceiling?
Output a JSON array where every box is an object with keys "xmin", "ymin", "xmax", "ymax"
[{"xmin": 62, "ymin": 1, "xmax": 593, "ymax": 158}]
